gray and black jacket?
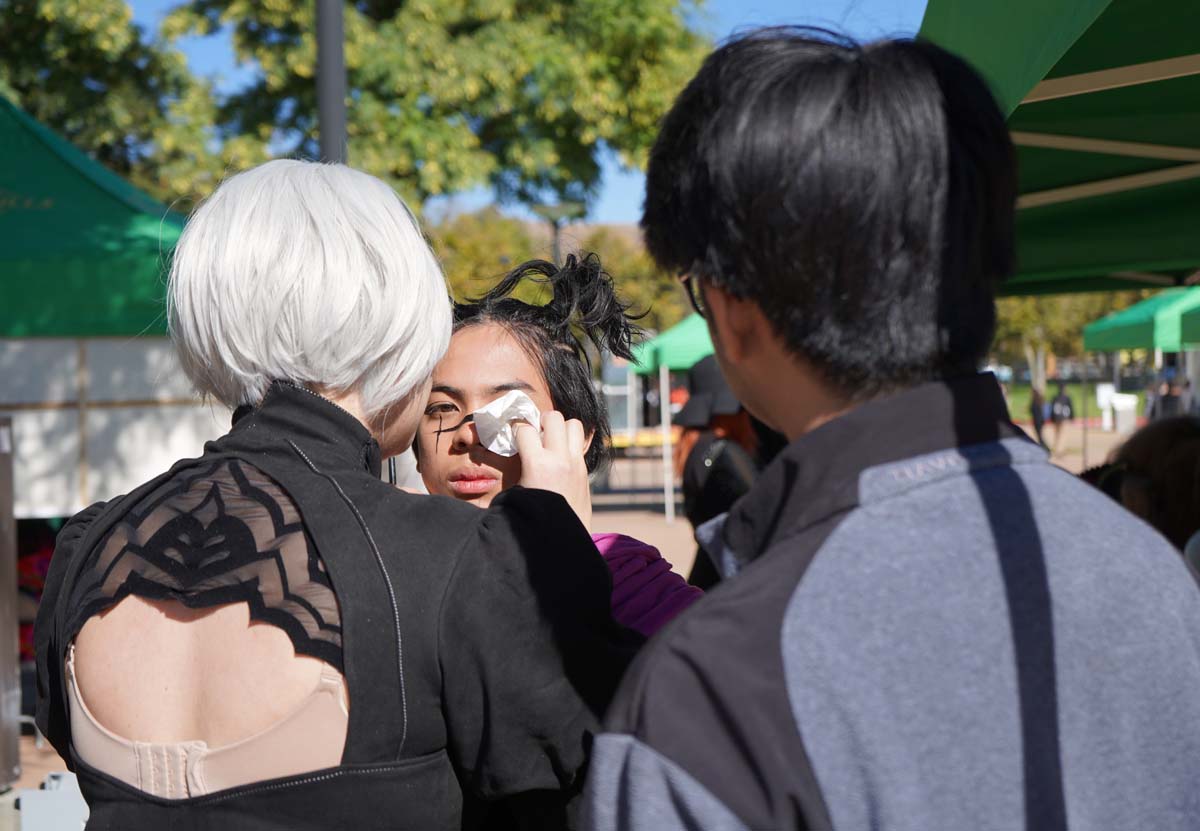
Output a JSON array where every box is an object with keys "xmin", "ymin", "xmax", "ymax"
[{"xmin": 585, "ymin": 374, "xmax": 1200, "ymax": 831}]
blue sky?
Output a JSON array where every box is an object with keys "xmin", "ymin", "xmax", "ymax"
[{"xmin": 128, "ymin": 0, "xmax": 928, "ymax": 223}]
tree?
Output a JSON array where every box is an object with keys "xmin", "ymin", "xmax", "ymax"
[
  {"xmin": 428, "ymin": 206, "xmax": 535, "ymax": 300},
  {"xmin": 162, "ymin": 0, "xmax": 708, "ymax": 208},
  {"xmin": 994, "ymin": 291, "xmax": 1147, "ymax": 390},
  {"xmin": 0, "ymin": 0, "xmax": 221, "ymax": 207}
]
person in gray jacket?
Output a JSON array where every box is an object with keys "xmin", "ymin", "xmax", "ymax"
[{"xmin": 584, "ymin": 28, "xmax": 1200, "ymax": 831}]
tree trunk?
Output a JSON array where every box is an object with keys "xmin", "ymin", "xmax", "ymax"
[{"xmin": 1022, "ymin": 339, "xmax": 1047, "ymax": 393}]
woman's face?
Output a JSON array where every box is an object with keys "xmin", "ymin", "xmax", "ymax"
[{"xmin": 417, "ymin": 323, "xmax": 556, "ymax": 507}]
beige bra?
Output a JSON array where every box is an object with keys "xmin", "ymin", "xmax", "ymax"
[{"xmin": 66, "ymin": 645, "xmax": 349, "ymax": 799}]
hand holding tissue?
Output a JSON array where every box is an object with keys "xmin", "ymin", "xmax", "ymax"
[{"xmin": 473, "ymin": 390, "xmax": 542, "ymax": 457}]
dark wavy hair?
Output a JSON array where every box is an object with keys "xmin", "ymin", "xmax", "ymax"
[
  {"xmin": 453, "ymin": 253, "xmax": 644, "ymax": 472},
  {"xmin": 642, "ymin": 27, "xmax": 1016, "ymax": 398}
]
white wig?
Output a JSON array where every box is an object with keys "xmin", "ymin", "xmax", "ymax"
[{"xmin": 168, "ymin": 159, "xmax": 451, "ymax": 420}]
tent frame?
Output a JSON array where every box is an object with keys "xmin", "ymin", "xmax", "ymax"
[{"xmin": 1024, "ymin": 53, "xmax": 1200, "ymax": 103}]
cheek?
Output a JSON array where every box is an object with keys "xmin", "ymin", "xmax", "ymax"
[
  {"xmin": 414, "ymin": 427, "xmax": 452, "ymax": 490},
  {"xmin": 494, "ymin": 454, "xmax": 522, "ymax": 491}
]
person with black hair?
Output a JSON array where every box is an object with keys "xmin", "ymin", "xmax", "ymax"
[
  {"xmin": 1102, "ymin": 416, "xmax": 1200, "ymax": 555},
  {"xmin": 416, "ymin": 254, "xmax": 701, "ymax": 637},
  {"xmin": 674, "ymin": 355, "xmax": 785, "ymax": 589},
  {"xmin": 584, "ymin": 28, "xmax": 1200, "ymax": 831},
  {"xmin": 1049, "ymin": 381, "xmax": 1074, "ymax": 454}
]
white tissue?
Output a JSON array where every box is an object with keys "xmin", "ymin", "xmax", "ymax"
[{"xmin": 473, "ymin": 390, "xmax": 542, "ymax": 457}]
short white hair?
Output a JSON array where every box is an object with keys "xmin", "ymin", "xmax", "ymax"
[{"xmin": 168, "ymin": 159, "xmax": 451, "ymax": 419}]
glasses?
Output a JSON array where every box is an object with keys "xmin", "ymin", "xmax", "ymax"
[{"xmin": 679, "ymin": 273, "xmax": 707, "ymax": 319}]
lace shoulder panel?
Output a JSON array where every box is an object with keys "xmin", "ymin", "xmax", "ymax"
[{"xmin": 67, "ymin": 459, "xmax": 343, "ymax": 671}]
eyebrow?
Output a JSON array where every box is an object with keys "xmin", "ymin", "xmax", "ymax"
[
  {"xmin": 489, "ymin": 381, "xmax": 535, "ymax": 395},
  {"xmin": 427, "ymin": 381, "xmax": 530, "ymax": 401}
]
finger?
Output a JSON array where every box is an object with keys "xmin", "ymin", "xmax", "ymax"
[
  {"xmin": 513, "ymin": 421, "xmax": 544, "ymax": 458},
  {"xmin": 565, "ymin": 419, "xmax": 586, "ymax": 459},
  {"xmin": 541, "ymin": 411, "xmax": 567, "ymax": 454}
]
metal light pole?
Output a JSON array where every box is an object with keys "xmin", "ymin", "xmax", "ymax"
[
  {"xmin": 316, "ymin": 0, "xmax": 347, "ymax": 163},
  {"xmin": 531, "ymin": 201, "xmax": 586, "ymax": 264}
]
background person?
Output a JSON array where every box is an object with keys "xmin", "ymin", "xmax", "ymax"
[
  {"xmin": 1152, "ymin": 379, "xmax": 1185, "ymax": 420},
  {"xmin": 1049, "ymin": 381, "xmax": 1074, "ymax": 455},
  {"xmin": 673, "ymin": 355, "xmax": 783, "ymax": 589},
  {"xmin": 36, "ymin": 160, "xmax": 635, "ymax": 830},
  {"xmin": 584, "ymin": 28, "xmax": 1200, "ymax": 831},
  {"xmin": 1108, "ymin": 416, "xmax": 1200, "ymax": 554},
  {"xmin": 416, "ymin": 254, "xmax": 701, "ymax": 637}
]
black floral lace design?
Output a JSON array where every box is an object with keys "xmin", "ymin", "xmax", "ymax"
[{"xmin": 66, "ymin": 459, "xmax": 343, "ymax": 671}]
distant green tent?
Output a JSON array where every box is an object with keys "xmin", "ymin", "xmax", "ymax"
[
  {"xmin": 920, "ymin": 0, "xmax": 1200, "ymax": 295},
  {"xmin": 1082, "ymin": 287, "xmax": 1200, "ymax": 351},
  {"xmin": 633, "ymin": 314, "xmax": 713, "ymax": 375},
  {"xmin": 0, "ymin": 95, "xmax": 183, "ymax": 337},
  {"xmin": 1181, "ymin": 304, "xmax": 1200, "ymax": 347}
]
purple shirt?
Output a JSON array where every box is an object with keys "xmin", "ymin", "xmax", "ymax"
[{"xmin": 592, "ymin": 533, "xmax": 703, "ymax": 636}]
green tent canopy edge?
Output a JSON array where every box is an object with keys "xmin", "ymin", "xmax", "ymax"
[
  {"xmin": 1181, "ymin": 304, "xmax": 1200, "ymax": 347},
  {"xmin": 1082, "ymin": 287, "xmax": 1200, "ymax": 352},
  {"xmin": 633, "ymin": 314, "xmax": 713, "ymax": 375}
]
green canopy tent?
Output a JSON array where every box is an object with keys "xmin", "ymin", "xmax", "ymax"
[
  {"xmin": 1083, "ymin": 288, "xmax": 1200, "ymax": 352},
  {"xmin": 1074, "ymin": 286, "xmax": 1200, "ymax": 464},
  {"xmin": 1, "ymin": 96, "xmax": 190, "ymax": 514},
  {"xmin": 920, "ymin": 0, "xmax": 1200, "ymax": 296},
  {"xmin": 632, "ymin": 314, "xmax": 713, "ymax": 375},
  {"xmin": 0, "ymin": 95, "xmax": 183, "ymax": 337}
]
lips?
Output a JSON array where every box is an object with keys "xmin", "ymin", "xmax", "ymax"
[{"xmin": 448, "ymin": 468, "xmax": 500, "ymax": 497}]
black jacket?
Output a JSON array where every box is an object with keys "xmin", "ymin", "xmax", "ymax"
[{"xmin": 36, "ymin": 382, "xmax": 639, "ymax": 830}]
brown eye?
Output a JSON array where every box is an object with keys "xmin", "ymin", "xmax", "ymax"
[{"xmin": 424, "ymin": 402, "xmax": 458, "ymax": 417}]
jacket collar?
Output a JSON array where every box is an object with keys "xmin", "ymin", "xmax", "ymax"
[
  {"xmin": 231, "ymin": 381, "xmax": 383, "ymax": 477},
  {"xmin": 722, "ymin": 372, "xmax": 1031, "ymax": 567}
]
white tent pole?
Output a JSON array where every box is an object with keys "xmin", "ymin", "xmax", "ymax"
[
  {"xmin": 1082, "ymin": 365, "xmax": 1090, "ymax": 471},
  {"xmin": 76, "ymin": 339, "xmax": 89, "ymax": 509},
  {"xmin": 626, "ymin": 364, "xmax": 637, "ymax": 443},
  {"xmin": 659, "ymin": 363, "xmax": 674, "ymax": 523}
]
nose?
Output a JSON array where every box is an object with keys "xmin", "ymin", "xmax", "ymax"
[{"xmin": 450, "ymin": 417, "xmax": 479, "ymax": 452}]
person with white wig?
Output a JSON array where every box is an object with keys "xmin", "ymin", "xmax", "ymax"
[{"xmin": 34, "ymin": 159, "xmax": 639, "ymax": 830}]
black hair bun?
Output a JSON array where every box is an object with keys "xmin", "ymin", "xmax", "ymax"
[{"xmin": 461, "ymin": 253, "xmax": 645, "ymax": 362}]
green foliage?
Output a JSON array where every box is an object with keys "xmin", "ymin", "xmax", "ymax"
[
  {"xmin": 429, "ymin": 206, "xmax": 535, "ymax": 300},
  {"xmin": 0, "ymin": 0, "xmax": 221, "ymax": 207},
  {"xmin": 162, "ymin": 0, "xmax": 708, "ymax": 208},
  {"xmin": 994, "ymin": 291, "xmax": 1149, "ymax": 388}
]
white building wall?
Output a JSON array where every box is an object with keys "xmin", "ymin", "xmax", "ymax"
[{"xmin": 0, "ymin": 337, "xmax": 227, "ymax": 518}]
